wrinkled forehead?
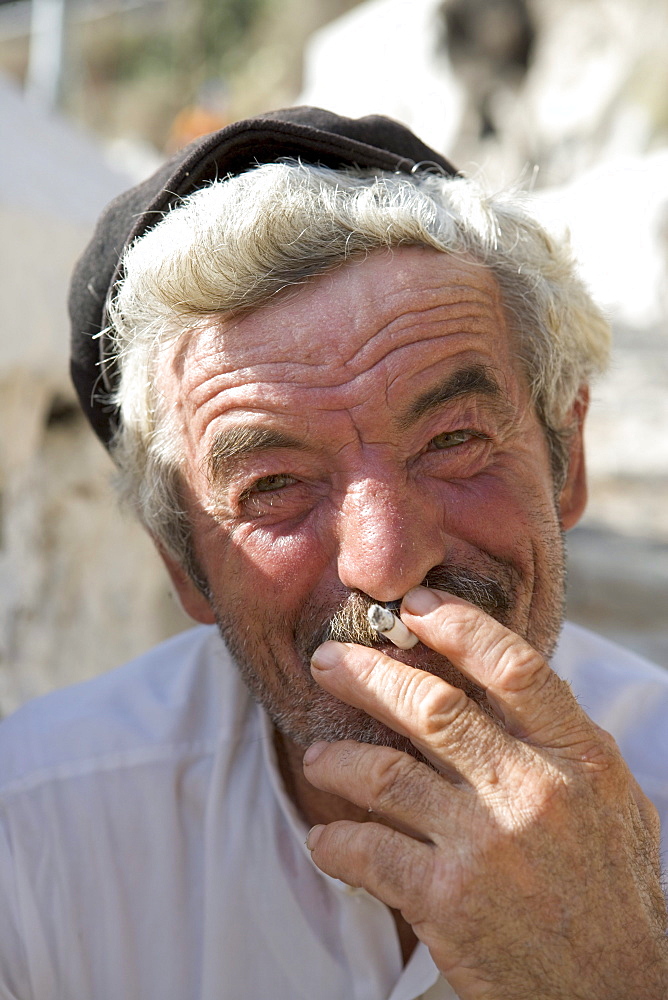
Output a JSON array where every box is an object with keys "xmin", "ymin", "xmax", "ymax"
[{"xmin": 167, "ymin": 246, "xmax": 514, "ymax": 393}]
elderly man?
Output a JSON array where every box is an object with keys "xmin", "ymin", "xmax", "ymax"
[{"xmin": 1, "ymin": 107, "xmax": 667, "ymax": 999}]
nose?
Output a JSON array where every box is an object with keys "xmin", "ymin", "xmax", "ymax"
[{"xmin": 335, "ymin": 477, "xmax": 445, "ymax": 603}]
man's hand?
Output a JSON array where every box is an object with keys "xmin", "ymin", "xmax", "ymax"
[{"xmin": 304, "ymin": 586, "xmax": 668, "ymax": 1000}]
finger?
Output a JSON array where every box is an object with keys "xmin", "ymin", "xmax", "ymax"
[
  {"xmin": 302, "ymin": 739, "xmax": 464, "ymax": 839},
  {"xmin": 306, "ymin": 817, "xmax": 434, "ymax": 922},
  {"xmin": 400, "ymin": 586, "xmax": 592, "ymax": 748},
  {"xmin": 311, "ymin": 641, "xmax": 514, "ymax": 785}
]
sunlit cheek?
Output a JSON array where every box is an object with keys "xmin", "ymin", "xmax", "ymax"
[
  {"xmin": 428, "ymin": 471, "xmax": 547, "ymax": 557},
  {"xmin": 224, "ymin": 520, "xmax": 333, "ymax": 601}
]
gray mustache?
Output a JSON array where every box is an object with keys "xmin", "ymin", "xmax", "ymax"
[{"xmin": 307, "ymin": 565, "xmax": 515, "ymax": 654}]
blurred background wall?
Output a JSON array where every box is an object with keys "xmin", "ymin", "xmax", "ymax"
[{"xmin": 0, "ymin": 0, "xmax": 666, "ymax": 714}]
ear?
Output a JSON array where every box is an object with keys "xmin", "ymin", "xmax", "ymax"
[
  {"xmin": 558, "ymin": 388, "xmax": 589, "ymax": 531},
  {"xmin": 158, "ymin": 546, "xmax": 216, "ymax": 625}
]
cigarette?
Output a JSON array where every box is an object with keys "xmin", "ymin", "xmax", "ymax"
[{"xmin": 367, "ymin": 604, "xmax": 419, "ymax": 650}]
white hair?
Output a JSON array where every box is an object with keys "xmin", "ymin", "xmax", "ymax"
[{"xmin": 107, "ymin": 160, "xmax": 610, "ymax": 582}]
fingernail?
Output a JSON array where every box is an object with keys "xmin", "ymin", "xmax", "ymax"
[
  {"xmin": 311, "ymin": 640, "xmax": 345, "ymax": 671},
  {"xmin": 402, "ymin": 586, "xmax": 442, "ymax": 615},
  {"xmin": 303, "ymin": 741, "xmax": 329, "ymax": 765},
  {"xmin": 306, "ymin": 824, "xmax": 325, "ymax": 850}
]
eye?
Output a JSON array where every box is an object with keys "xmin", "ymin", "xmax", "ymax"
[
  {"xmin": 246, "ymin": 474, "xmax": 296, "ymax": 495},
  {"xmin": 235, "ymin": 472, "xmax": 315, "ymax": 523},
  {"xmin": 428, "ymin": 430, "xmax": 475, "ymax": 450}
]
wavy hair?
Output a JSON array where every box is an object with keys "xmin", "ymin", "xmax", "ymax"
[{"xmin": 107, "ymin": 160, "xmax": 610, "ymax": 583}]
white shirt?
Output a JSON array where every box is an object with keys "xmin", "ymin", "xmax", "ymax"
[{"xmin": 0, "ymin": 622, "xmax": 667, "ymax": 1000}]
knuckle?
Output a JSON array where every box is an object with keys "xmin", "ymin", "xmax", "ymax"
[
  {"xmin": 525, "ymin": 737, "xmax": 629, "ymax": 817},
  {"xmin": 494, "ymin": 638, "xmax": 548, "ymax": 693},
  {"xmin": 391, "ymin": 669, "xmax": 469, "ymax": 737},
  {"xmin": 367, "ymin": 750, "xmax": 429, "ymax": 815},
  {"xmin": 577, "ymin": 734, "xmax": 623, "ymax": 772},
  {"xmin": 556, "ymin": 719, "xmax": 627, "ymax": 776},
  {"xmin": 415, "ymin": 681, "xmax": 470, "ymax": 736},
  {"xmin": 373, "ymin": 831, "xmax": 433, "ymax": 897},
  {"xmin": 591, "ymin": 721, "xmax": 619, "ymax": 750}
]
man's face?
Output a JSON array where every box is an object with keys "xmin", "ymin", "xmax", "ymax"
[{"xmin": 160, "ymin": 246, "xmax": 585, "ymax": 749}]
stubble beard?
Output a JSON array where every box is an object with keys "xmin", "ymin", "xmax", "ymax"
[{"xmin": 211, "ymin": 534, "xmax": 567, "ymax": 755}]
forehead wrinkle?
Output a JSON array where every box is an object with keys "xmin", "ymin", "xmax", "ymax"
[
  {"xmin": 207, "ymin": 426, "xmax": 307, "ymax": 485},
  {"xmin": 340, "ymin": 297, "xmax": 498, "ymax": 374},
  {"xmin": 183, "ymin": 288, "xmax": 504, "ymax": 408}
]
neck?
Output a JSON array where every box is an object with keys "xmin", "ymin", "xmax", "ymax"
[{"xmin": 273, "ymin": 728, "xmax": 418, "ymax": 965}]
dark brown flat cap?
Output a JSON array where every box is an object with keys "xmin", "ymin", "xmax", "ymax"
[{"xmin": 69, "ymin": 105, "xmax": 458, "ymax": 448}]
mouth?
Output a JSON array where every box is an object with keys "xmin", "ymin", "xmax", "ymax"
[
  {"xmin": 294, "ymin": 563, "xmax": 520, "ymax": 715},
  {"xmin": 303, "ymin": 618, "xmax": 491, "ymax": 713}
]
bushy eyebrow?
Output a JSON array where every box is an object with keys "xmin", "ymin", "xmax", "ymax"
[
  {"xmin": 207, "ymin": 364, "xmax": 505, "ymax": 485},
  {"xmin": 399, "ymin": 363, "xmax": 503, "ymax": 429},
  {"xmin": 207, "ymin": 426, "xmax": 307, "ymax": 484}
]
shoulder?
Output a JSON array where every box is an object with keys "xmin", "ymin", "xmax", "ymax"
[
  {"xmin": 554, "ymin": 621, "xmax": 668, "ymax": 700},
  {"xmin": 0, "ymin": 626, "xmax": 248, "ymax": 796}
]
